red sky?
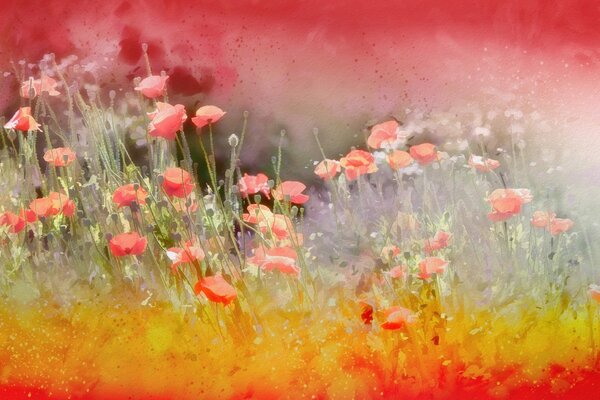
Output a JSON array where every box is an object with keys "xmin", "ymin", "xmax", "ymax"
[{"xmin": 1, "ymin": 0, "xmax": 600, "ymax": 170}]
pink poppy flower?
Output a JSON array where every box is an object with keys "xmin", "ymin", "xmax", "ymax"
[
  {"xmin": 387, "ymin": 265, "xmax": 408, "ymax": 279},
  {"xmin": 43, "ymin": 147, "xmax": 76, "ymax": 167},
  {"xmin": 238, "ymin": 173, "xmax": 270, "ymax": 199},
  {"xmin": 272, "ymin": 181, "xmax": 309, "ymax": 204},
  {"xmin": 148, "ymin": 102, "xmax": 187, "ymax": 140},
  {"xmin": 109, "ymin": 232, "xmax": 147, "ymax": 257},
  {"xmin": 161, "ymin": 167, "xmax": 195, "ymax": 198},
  {"xmin": 113, "ymin": 184, "xmax": 149, "ymax": 208},
  {"xmin": 380, "ymin": 245, "xmax": 401, "ymax": 263},
  {"xmin": 242, "ymin": 204, "xmax": 273, "ymax": 224},
  {"xmin": 261, "ymin": 246, "xmax": 301, "ymax": 276},
  {"xmin": 531, "ymin": 211, "xmax": 556, "ymax": 228},
  {"xmin": 549, "ymin": 218, "xmax": 574, "ymax": 236},
  {"xmin": 409, "ymin": 143, "xmax": 438, "ymax": 165},
  {"xmin": 4, "ymin": 107, "xmax": 41, "ymax": 132},
  {"xmin": 468, "ymin": 155, "xmax": 500, "ymax": 172},
  {"xmin": 194, "ymin": 273, "xmax": 237, "ymax": 305},
  {"xmin": 20, "ymin": 76, "xmax": 60, "ymax": 99},
  {"xmin": 191, "ymin": 105, "xmax": 226, "ymax": 128},
  {"xmin": 418, "ymin": 257, "xmax": 448, "ymax": 279},
  {"xmin": 340, "ymin": 149, "xmax": 378, "ymax": 181},
  {"xmin": 380, "ymin": 306, "xmax": 416, "ymax": 330},
  {"xmin": 314, "ymin": 159, "xmax": 341, "ymax": 180},
  {"xmin": 135, "ymin": 75, "xmax": 169, "ymax": 98},
  {"xmin": 167, "ymin": 240, "xmax": 205, "ymax": 272},
  {"xmin": 423, "ymin": 230, "xmax": 452, "ymax": 254},
  {"xmin": 367, "ymin": 120, "xmax": 400, "ymax": 149}
]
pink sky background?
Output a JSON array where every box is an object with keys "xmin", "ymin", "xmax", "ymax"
[{"xmin": 1, "ymin": 0, "xmax": 599, "ymax": 186}]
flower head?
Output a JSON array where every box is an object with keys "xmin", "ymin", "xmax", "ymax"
[
  {"xmin": 314, "ymin": 159, "xmax": 341, "ymax": 180},
  {"xmin": 20, "ymin": 76, "xmax": 60, "ymax": 99},
  {"xmin": 0, "ymin": 211, "xmax": 26, "ymax": 234},
  {"xmin": 4, "ymin": 107, "xmax": 41, "ymax": 132},
  {"xmin": 423, "ymin": 230, "xmax": 452, "ymax": 254},
  {"xmin": 418, "ymin": 257, "xmax": 448, "ymax": 279},
  {"xmin": 468, "ymin": 155, "xmax": 500, "ymax": 172},
  {"xmin": 43, "ymin": 147, "xmax": 76, "ymax": 167},
  {"xmin": 387, "ymin": 150, "xmax": 413, "ymax": 170},
  {"xmin": 113, "ymin": 184, "xmax": 148, "ymax": 208},
  {"xmin": 340, "ymin": 149, "xmax": 378, "ymax": 181},
  {"xmin": 135, "ymin": 75, "xmax": 169, "ymax": 98},
  {"xmin": 409, "ymin": 143, "xmax": 438, "ymax": 165},
  {"xmin": 109, "ymin": 232, "xmax": 147, "ymax": 257},
  {"xmin": 380, "ymin": 306, "xmax": 417, "ymax": 330},
  {"xmin": 238, "ymin": 173, "xmax": 270, "ymax": 199},
  {"xmin": 162, "ymin": 167, "xmax": 195, "ymax": 198},
  {"xmin": 272, "ymin": 181, "xmax": 309, "ymax": 205},
  {"xmin": 191, "ymin": 105, "xmax": 226, "ymax": 128},
  {"xmin": 195, "ymin": 273, "xmax": 237, "ymax": 305},
  {"xmin": 167, "ymin": 240, "xmax": 205, "ymax": 272},
  {"xmin": 487, "ymin": 188, "xmax": 532, "ymax": 222},
  {"xmin": 367, "ymin": 120, "xmax": 403, "ymax": 149},
  {"xmin": 148, "ymin": 102, "xmax": 187, "ymax": 140}
]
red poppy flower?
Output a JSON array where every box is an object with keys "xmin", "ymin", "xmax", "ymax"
[
  {"xmin": 468, "ymin": 155, "xmax": 500, "ymax": 172},
  {"xmin": 194, "ymin": 273, "xmax": 237, "ymax": 305},
  {"xmin": 367, "ymin": 120, "xmax": 399, "ymax": 149},
  {"xmin": 359, "ymin": 300, "xmax": 374, "ymax": 325},
  {"xmin": 162, "ymin": 167, "xmax": 195, "ymax": 198},
  {"xmin": 0, "ymin": 211, "xmax": 26, "ymax": 234},
  {"xmin": 4, "ymin": 107, "xmax": 41, "ymax": 132},
  {"xmin": 113, "ymin": 184, "xmax": 149, "ymax": 208},
  {"xmin": 409, "ymin": 143, "xmax": 438, "ymax": 165},
  {"xmin": 487, "ymin": 188, "xmax": 532, "ymax": 222},
  {"xmin": 418, "ymin": 257, "xmax": 448, "ymax": 279},
  {"xmin": 148, "ymin": 102, "xmax": 187, "ymax": 140},
  {"xmin": 423, "ymin": 230, "xmax": 452, "ymax": 254},
  {"xmin": 20, "ymin": 76, "xmax": 60, "ymax": 99},
  {"xmin": 167, "ymin": 240, "xmax": 205, "ymax": 272},
  {"xmin": 135, "ymin": 75, "xmax": 169, "ymax": 98},
  {"xmin": 272, "ymin": 181, "xmax": 309, "ymax": 204},
  {"xmin": 29, "ymin": 192, "xmax": 75, "ymax": 218},
  {"xmin": 261, "ymin": 246, "xmax": 301, "ymax": 276},
  {"xmin": 109, "ymin": 232, "xmax": 147, "ymax": 257},
  {"xmin": 191, "ymin": 105, "xmax": 226, "ymax": 128},
  {"xmin": 380, "ymin": 306, "xmax": 416, "ymax": 330},
  {"xmin": 43, "ymin": 147, "xmax": 76, "ymax": 167},
  {"xmin": 238, "ymin": 173, "xmax": 270, "ymax": 199},
  {"xmin": 387, "ymin": 150, "xmax": 413, "ymax": 170},
  {"xmin": 340, "ymin": 149, "xmax": 378, "ymax": 181},
  {"xmin": 314, "ymin": 159, "xmax": 341, "ymax": 180}
]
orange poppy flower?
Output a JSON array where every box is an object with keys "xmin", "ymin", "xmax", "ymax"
[
  {"xmin": 340, "ymin": 149, "xmax": 378, "ymax": 181},
  {"xmin": 194, "ymin": 273, "xmax": 237, "ymax": 305},
  {"xmin": 29, "ymin": 197, "xmax": 56, "ymax": 218},
  {"xmin": 109, "ymin": 232, "xmax": 147, "ymax": 257},
  {"xmin": 4, "ymin": 107, "xmax": 41, "ymax": 132},
  {"xmin": 387, "ymin": 150, "xmax": 413, "ymax": 170},
  {"xmin": 423, "ymin": 230, "xmax": 452, "ymax": 254},
  {"xmin": 242, "ymin": 204, "xmax": 273, "ymax": 224},
  {"xmin": 191, "ymin": 105, "xmax": 226, "ymax": 128},
  {"xmin": 134, "ymin": 75, "xmax": 169, "ymax": 99},
  {"xmin": 468, "ymin": 155, "xmax": 500, "ymax": 172},
  {"xmin": 487, "ymin": 188, "xmax": 532, "ymax": 221},
  {"xmin": 261, "ymin": 246, "xmax": 301, "ymax": 276},
  {"xmin": 20, "ymin": 76, "xmax": 60, "ymax": 99},
  {"xmin": 29, "ymin": 192, "xmax": 75, "ymax": 218},
  {"xmin": 0, "ymin": 211, "xmax": 26, "ymax": 234},
  {"xmin": 418, "ymin": 257, "xmax": 448, "ymax": 279},
  {"xmin": 409, "ymin": 143, "xmax": 438, "ymax": 165},
  {"xmin": 272, "ymin": 181, "xmax": 309, "ymax": 204},
  {"xmin": 380, "ymin": 306, "xmax": 416, "ymax": 330},
  {"xmin": 314, "ymin": 159, "xmax": 341, "ymax": 180},
  {"xmin": 148, "ymin": 102, "xmax": 187, "ymax": 140},
  {"xmin": 113, "ymin": 184, "xmax": 149, "ymax": 208},
  {"xmin": 43, "ymin": 147, "xmax": 76, "ymax": 167},
  {"xmin": 531, "ymin": 211, "xmax": 555, "ymax": 228},
  {"xmin": 590, "ymin": 284, "xmax": 600, "ymax": 304},
  {"xmin": 167, "ymin": 240, "xmax": 205, "ymax": 272},
  {"xmin": 367, "ymin": 120, "xmax": 399, "ymax": 149},
  {"xmin": 162, "ymin": 167, "xmax": 195, "ymax": 198},
  {"xmin": 238, "ymin": 173, "xmax": 270, "ymax": 199}
]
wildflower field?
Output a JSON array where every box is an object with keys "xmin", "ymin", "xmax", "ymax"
[{"xmin": 1, "ymin": 46, "xmax": 600, "ymax": 400}]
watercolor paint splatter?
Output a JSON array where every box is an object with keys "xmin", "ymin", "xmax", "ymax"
[{"xmin": 1, "ymin": 1, "xmax": 600, "ymax": 399}]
